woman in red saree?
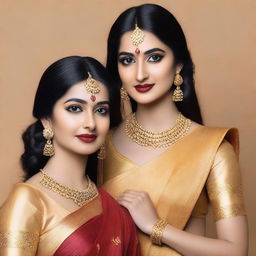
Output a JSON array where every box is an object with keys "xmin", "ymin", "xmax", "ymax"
[{"xmin": 0, "ymin": 56, "xmax": 140, "ymax": 255}]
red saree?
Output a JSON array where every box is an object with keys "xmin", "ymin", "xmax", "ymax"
[
  {"xmin": 54, "ymin": 189, "xmax": 140, "ymax": 256},
  {"xmin": 0, "ymin": 183, "xmax": 140, "ymax": 256}
]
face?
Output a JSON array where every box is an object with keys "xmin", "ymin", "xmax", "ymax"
[
  {"xmin": 42, "ymin": 81, "xmax": 110, "ymax": 156},
  {"xmin": 118, "ymin": 30, "xmax": 182, "ymax": 105}
]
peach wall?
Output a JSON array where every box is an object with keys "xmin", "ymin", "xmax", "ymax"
[{"xmin": 0, "ymin": 0, "xmax": 255, "ymax": 254}]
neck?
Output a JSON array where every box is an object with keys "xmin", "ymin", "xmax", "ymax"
[
  {"xmin": 136, "ymin": 94, "xmax": 180, "ymax": 132},
  {"xmin": 42, "ymin": 148, "xmax": 88, "ymax": 190}
]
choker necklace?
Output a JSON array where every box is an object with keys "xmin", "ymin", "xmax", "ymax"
[
  {"xmin": 39, "ymin": 170, "xmax": 99, "ymax": 207},
  {"xmin": 125, "ymin": 112, "xmax": 192, "ymax": 148}
]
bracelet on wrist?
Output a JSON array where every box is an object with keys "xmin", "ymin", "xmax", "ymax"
[{"xmin": 150, "ymin": 219, "xmax": 168, "ymax": 245}]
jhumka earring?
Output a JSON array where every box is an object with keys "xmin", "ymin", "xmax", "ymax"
[
  {"xmin": 130, "ymin": 23, "xmax": 145, "ymax": 54},
  {"xmin": 43, "ymin": 127, "xmax": 55, "ymax": 157},
  {"xmin": 120, "ymin": 87, "xmax": 132, "ymax": 120},
  {"xmin": 97, "ymin": 144, "xmax": 105, "ymax": 160},
  {"xmin": 172, "ymin": 71, "xmax": 184, "ymax": 102},
  {"xmin": 84, "ymin": 72, "xmax": 100, "ymax": 102}
]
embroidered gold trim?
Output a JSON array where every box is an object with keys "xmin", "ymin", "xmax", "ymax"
[
  {"xmin": 213, "ymin": 204, "xmax": 246, "ymax": 221},
  {"xmin": 0, "ymin": 231, "xmax": 38, "ymax": 251}
]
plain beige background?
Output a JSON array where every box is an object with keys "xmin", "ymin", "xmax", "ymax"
[{"xmin": 0, "ymin": 0, "xmax": 255, "ymax": 254}]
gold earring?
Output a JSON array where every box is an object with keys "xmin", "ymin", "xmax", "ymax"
[
  {"xmin": 43, "ymin": 127, "xmax": 55, "ymax": 157},
  {"xmin": 172, "ymin": 72, "xmax": 184, "ymax": 102},
  {"xmin": 97, "ymin": 144, "xmax": 105, "ymax": 160},
  {"xmin": 120, "ymin": 87, "xmax": 132, "ymax": 120}
]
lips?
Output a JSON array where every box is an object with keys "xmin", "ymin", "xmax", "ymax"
[
  {"xmin": 76, "ymin": 134, "xmax": 97, "ymax": 143},
  {"xmin": 134, "ymin": 83, "xmax": 154, "ymax": 93}
]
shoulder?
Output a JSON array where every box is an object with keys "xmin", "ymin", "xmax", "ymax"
[
  {"xmin": 195, "ymin": 125, "xmax": 239, "ymax": 155},
  {"xmin": 0, "ymin": 183, "xmax": 44, "ymax": 214}
]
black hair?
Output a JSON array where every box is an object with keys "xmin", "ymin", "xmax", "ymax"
[
  {"xmin": 106, "ymin": 3, "xmax": 203, "ymax": 124},
  {"xmin": 21, "ymin": 56, "xmax": 121, "ymax": 181}
]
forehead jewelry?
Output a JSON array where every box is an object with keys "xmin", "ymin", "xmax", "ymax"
[
  {"xmin": 130, "ymin": 23, "xmax": 145, "ymax": 54},
  {"xmin": 84, "ymin": 72, "xmax": 100, "ymax": 102}
]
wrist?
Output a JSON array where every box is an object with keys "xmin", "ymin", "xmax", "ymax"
[{"xmin": 150, "ymin": 219, "xmax": 168, "ymax": 246}]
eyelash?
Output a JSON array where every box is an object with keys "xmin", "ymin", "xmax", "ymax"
[
  {"xmin": 66, "ymin": 105, "xmax": 82, "ymax": 113},
  {"xmin": 118, "ymin": 57, "xmax": 135, "ymax": 66},
  {"xmin": 66, "ymin": 105, "xmax": 109, "ymax": 116},
  {"xmin": 95, "ymin": 106, "xmax": 109, "ymax": 116},
  {"xmin": 118, "ymin": 54, "xmax": 164, "ymax": 66},
  {"xmin": 147, "ymin": 54, "xmax": 164, "ymax": 62}
]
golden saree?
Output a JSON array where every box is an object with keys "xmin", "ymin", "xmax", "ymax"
[
  {"xmin": 0, "ymin": 183, "xmax": 140, "ymax": 255},
  {"xmin": 102, "ymin": 126, "xmax": 246, "ymax": 256}
]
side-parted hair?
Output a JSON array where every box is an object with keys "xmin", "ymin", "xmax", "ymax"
[
  {"xmin": 106, "ymin": 3, "xmax": 203, "ymax": 124},
  {"xmin": 21, "ymin": 56, "xmax": 121, "ymax": 181}
]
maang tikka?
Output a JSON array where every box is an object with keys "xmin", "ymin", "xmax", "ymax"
[
  {"xmin": 130, "ymin": 23, "xmax": 145, "ymax": 54},
  {"xmin": 84, "ymin": 72, "xmax": 100, "ymax": 102}
]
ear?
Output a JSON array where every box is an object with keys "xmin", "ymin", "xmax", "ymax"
[
  {"xmin": 40, "ymin": 118, "xmax": 52, "ymax": 129},
  {"xmin": 175, "ymin": 63, "xmax": 184, "ymax": 74}
]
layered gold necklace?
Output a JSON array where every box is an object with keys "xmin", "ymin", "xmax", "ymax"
[
  {"xmin": 125, "ymin": 112, "xmax": 192, "ymax": 148},
  {"xmin": 39, "ymin": 170, "xmax": 99, "ymax": 207}
]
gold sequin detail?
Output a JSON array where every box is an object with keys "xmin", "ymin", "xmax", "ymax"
[
  {"xmin": 125, "ymin": 112, "xmax": 192, "ymax": 148},
  {"xmin": 112, "ymin": 236, "xmax": 121, "ymax": 245},
  {"xmin": 0, "ymin": 231, "xmax": 38, "ymax": 251}
]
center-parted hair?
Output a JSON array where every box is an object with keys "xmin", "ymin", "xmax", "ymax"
[
  {"xmin": 106, "ymin": 3, "xmax": 202, "ymax": 124},
  {"xmin": 21, "ymin": 56, "xmax": 121, "ymax": 181}
]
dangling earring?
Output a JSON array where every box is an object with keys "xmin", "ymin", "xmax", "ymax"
[
  {"xmin": 120, "ymin": 87, "xmax": 132, "ymax": 120},
  {"xmin": 43, "ymin": 127, "xmax": 55, "ymax": 157},
  {"xmin": 97, "ymin": 144, "xmax": 105, "ymax": 160},
  {"xmin": 172, "ymin": 71, "xmax": 184, "ymax": 102}
]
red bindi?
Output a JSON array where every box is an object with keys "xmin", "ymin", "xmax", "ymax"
[
  {"xmin": 135, "ymin": 48, "xmax": 140, "ymax": 54},
  {"xmin": 90, "ymin": 95, "xmax": 96, "ymax": 102}
]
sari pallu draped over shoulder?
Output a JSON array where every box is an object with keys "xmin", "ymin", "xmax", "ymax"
[
  {"xmin": 102, "ymin": 126, "xmax": 244, "ymax": 256},
  {"xmin": 0, "ymin": 184, "xmax": 140, "ymax": 256},
  {"xmin": 54, "ymin": 189, "xmax": 140, "ymax": 256}
]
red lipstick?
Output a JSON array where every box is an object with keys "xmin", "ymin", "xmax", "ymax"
[
  {"xmin": 134, "ymin": 83, "xmax": 154, "ymax": 93},
  {"xmin": 76, "ymin": 134, "xmax": 97, "ymax": 143}
]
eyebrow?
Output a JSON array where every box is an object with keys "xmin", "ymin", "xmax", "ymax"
[
  {"xmin": 118, "ymin": 48, "xmax": 165, "ymax": 57},
  {"xmin": 144, "ymin": 48, "xmax": 165, "ymax": 55},
  {"xmin": 64, "ymin": 98, "xmax": 110, "ymax": 105},
  {"xmin": 118, "ymin": 51, "xmax": 134, "ymax": 57}
]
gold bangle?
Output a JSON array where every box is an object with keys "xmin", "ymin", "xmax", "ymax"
[{"xmin": 150, "ymin": 219, "xmax": 168, "ymax": 245}]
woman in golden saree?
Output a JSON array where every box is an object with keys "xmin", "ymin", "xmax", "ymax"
[
  {"xmin": 102, "ymin": 4, "xmax": 248, "ymax": 256},
  {"xmin": 0, "ymin": 56, "xmax": 140, "ymax": 255}
]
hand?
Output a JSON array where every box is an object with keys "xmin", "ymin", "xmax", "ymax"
[{"xmin": 117, "ymin": 190, "xmax": 159, "ymax": 234}]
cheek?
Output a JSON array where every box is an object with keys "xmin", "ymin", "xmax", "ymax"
[
  {"xmin": 118, "ymin": 65, "xmax": 133, "ymax": 84},
  {"xmin": 96, "ymin": 117, "xmax": 110, "ymax": 135}
]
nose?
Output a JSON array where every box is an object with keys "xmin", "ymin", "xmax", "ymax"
[
  {"xmin": 136, "ymin": 61, "xmax": 149, "ymax": 82},
  {"xmin": 83, "ymin": 111, "xmax": 96, "ymax": 131}
]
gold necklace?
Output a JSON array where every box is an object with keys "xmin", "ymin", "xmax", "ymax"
[
  {"xmin": 125, "ymin": 112, "xmax": 192, "ymax": 148},
  {"xmin": 39, "ymin": 170, "xmax": 99, "ymax": 207}
]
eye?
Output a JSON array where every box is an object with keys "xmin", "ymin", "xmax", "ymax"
[
  {"xmin": 118, "ymin": 56, "xmax": 135, "ymax": 66},
  {"xmin": 148, "ymin": 54, "xmax": 164, "ymax": 63},
  {"xmin": 95, "ymin": 106, "xmax": 109, "ymax": 116},
  {"xmin": 66, "ymin": 105, "xmax": 82, "ymax": 113}
]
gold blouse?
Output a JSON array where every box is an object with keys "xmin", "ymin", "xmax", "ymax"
[
  {"xmin": 0, "ymin": 183, "xmax": 101, "ymax": 255},
  {"xmin": 191, "ymin": 140, "xmax": 245, "ymax": 220},
  {"xmin": 102, "ymin": 126, "xmax": 246, "ymax": 256}
]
